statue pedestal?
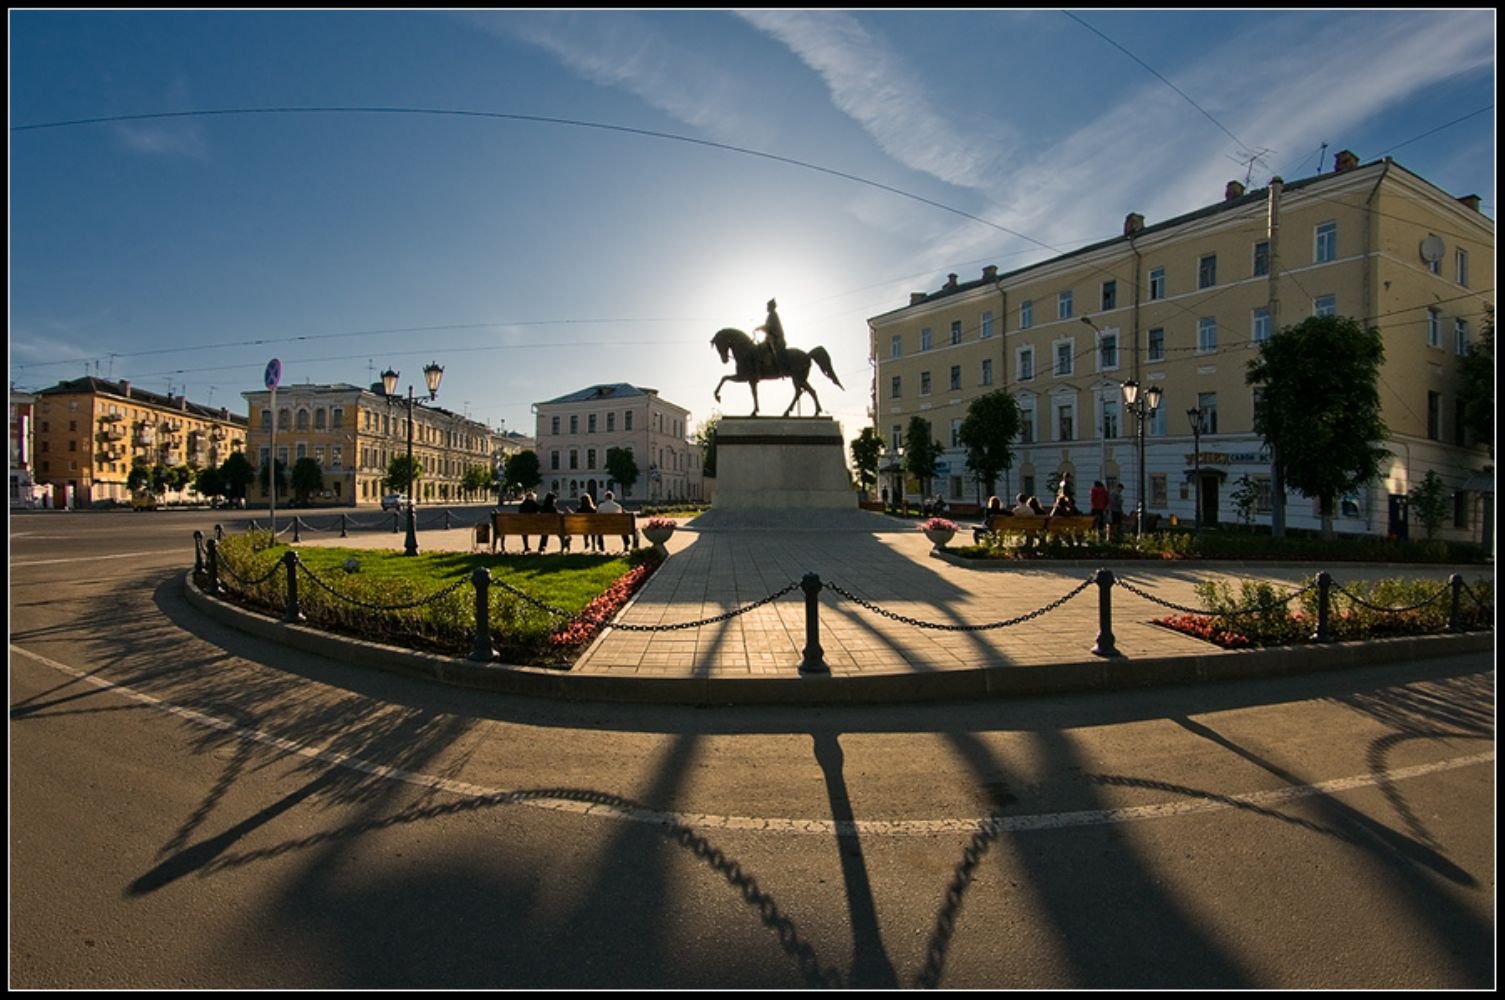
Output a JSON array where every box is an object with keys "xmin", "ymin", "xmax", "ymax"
[{"xmin": 713, "ymin": 417, "xmax": 856, "ymax": 510}]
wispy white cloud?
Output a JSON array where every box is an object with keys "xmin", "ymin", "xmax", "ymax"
[
  {"xmin": 736, "ymin": 10, "xmax": 1012, "ymax": 191},
  {"xmin": 109, "ymin": 77, "xmax": 208, "ymax": 160}
]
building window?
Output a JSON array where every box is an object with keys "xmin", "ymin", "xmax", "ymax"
[
  {"xmin": 950, "ymin": 320, "xmax": 962, "ymax": 346},
  {"xmin": 551, "ymin": 416, "xmax": 560, "ymax": 435},
  {"xmin": 588, "ymin": 413, "xmax": 597, "ymax": 434},
  {"xmin": 1101, "ymin": 400, "xmax": 1120, "ymax": 439},
  {"xmin": 1054, "ymin": 339, "xmax": 1074, "ymax": 377},
  {"xmin": 624, "ymin": 411, "xmax": 633, "ymax": 431},
  {"xmin": 1197, "ymin": 317, "xmax": 1217, "ymax": 352},
  {"xmin": 1101, "ymin": 280, "xmax": 1117, "ymax": 311},
  {"xmin": 1019, "ymin": 404, "xmax": 1035, "ymax": 444},
  {"xmin": 1197, "ymin": 393, "xmax": 1218, "ymax": 434},
  {"xmin": 891, "ymin": 335, "xmax": 902, "ymax": 359},
  {"xmin": 1314, "ymin": 295, "xmax": 1337, "ymax": 318},
  {"xmin": 332, "ymin": 408, "xmax": 343, "ymax": 428},
  {"xmin": 921, "ymin": 328, "xmax": 933, "ymax": 351},
  {"xmin": 296, "ymin": 409, "xmax": 309, "ymax": 431},
  {"xmin": 1058, "ymin": 290, "xmax": 1074, "ymax": 320},
  {"xmin": 1426, "ymin": 391, "xmax": 1441, "ymax": 440},
  {"xmin": 1455, "ymin": 318, "xmax": 1469, "ymax": 355},
  {"xmin": 1150, "ymin": 474, "xmax": 1168, "ymax": 507},
  {"xmin": 605, "ymin": 412, "xmax": 614, "ymax": 432},
  {"xmin": 920, "ymin": 371, "xmax": 932, "ymax": 396},
  {"xmin": 314, "ymin": 408, "xmax": 327, "ymax": 430},
  {"xmin": 1456, "ymin": 248, "xmax": 1468, "ymax": 287},
  {"xmin": 1253, "ymin": 308, "xmax": 1271, "ymax": 343},
  {"xmin": 278, "ymin": 409, "xmax": 290, "ymax": 430},
  {"xmin": 551, "ymin": 451, "xmax": 560, "ymax": 470},
  {"xmin": 980, "ymin": 358, "xmax": 994, "ymax": 386},
  {"xmin": 1149, "ymin": 267, "xmax": 1165, "ymax": 301},
  {"xmin": 980, "ymin": 311, "xmax": 994, "ymax": 339},
  {"xmin": 1020, "ymin": 300, "xmax": 1033, "ymax": 329},
  {"xmin": 1315, "ymin": 222, "xmax": 1337, "ymax": 263},
  {"xmin": 1198, "ymin": 255, "xmax": 1217, "ymax": 289},
  {"xmin": 949, "ymin": 365, "xmax": 962, "ymax": 391},
  {"xmin": 891, "ymin": 425, "xmax": 902, "ymax": 452},
  {"xmin": 1016, "ymin": 346, "xmax": 1034, "ymax": 381},
  {"xmin": 950, "ymin": 418, "xmax": 962, "ymax": 448},
  {"xmin": 891, "ymin": 375, "xmax": 902, "ymax": 399},
  {"xmin": 569, "ymin": 415, "xmax": 579, "ymax": 434},
  {"xmin": 1427, "ymin": 309, "xmax": 1441, "ymax": 348},
  {"xmin": 569, "ymin": 449, "xmax": 579, "ymax": 470},
  {"xmin": 1253, "ymin": 241, "xmax": 1269, "ymax": 277},
  {"xmin": 1148, "ymin": 327, "xmax": 1165, "ymax": 361},
  {"xmin": 587, "ymin": 448, "xmax": 597, "ymax": 469},
  {"xmin": 1098, "ymin": 332, "xmax": 1118, "ymax": 371},
  {"xmin": 331, "ymin": 446, "xmax": 342, "ymax": 468},
  {"xmin": 1056, "ymin": 401, "xmax": 1075, "ymax": 442},
  {"xmin": 261, "ymin": 409, "xmax": 272, "ymax": 430}
]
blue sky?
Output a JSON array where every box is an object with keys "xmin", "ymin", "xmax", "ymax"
[{"xmin": 9, "ymin": 9, "xmax": 1496, "ymax": 448}]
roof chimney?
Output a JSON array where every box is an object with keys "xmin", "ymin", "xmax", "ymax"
[
  {"xmin": 1225, "ymin": 180, "xmax": 1246, "ymax": 201},
  {"xmin": 1458, "ymin": 194, "xmax": 1481, "ymax": 212},
  {"xmin": 910, "ymin": 292, "xmax": 928, "ymax": 306},
  {"xmin": 1123, "ymin": 212, "xmax": 1144, "ymax": 236},
  {"xmin": 1334, "ymin": 149, "xmax": 1359, "ymax": 173},
  {"xmin": 180, "ymin": 395, "xmax": 189, "ymax": 411},
  {"xmin": 121, "ymin": 379, "xmax": 131, "ymax": 398},
  {"xmin": 220, "ymin": 407, "xmax": 229, "ymax": 420},
  {"xmin": 982, "ymin": 265, "xmax": 998, "ymax": 282},
  {"xmin": 945, "ymin": 273, "xmax": 958, "ymax": 289}
]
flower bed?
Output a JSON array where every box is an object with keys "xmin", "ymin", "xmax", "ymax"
[{"xmin": 547, "ymin": 559, "xmax": 658, "ymax": 650}]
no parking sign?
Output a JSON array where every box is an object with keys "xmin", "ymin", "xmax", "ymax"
[{"xmin": 265, "ymin": 358, "xmax": 282, "ymax": 390}]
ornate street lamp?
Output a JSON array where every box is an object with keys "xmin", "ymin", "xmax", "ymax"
[
  {"xmin": 1120, "ymin": 379, "xmax": 1163, "ymax": 537},
  {"xmin": 382, "ymin": 362, "xmax": 444, "ymax": 556},
  {"xmin": 1187, "ymin": 405, "xmax": 1205, "ymax": 533}
]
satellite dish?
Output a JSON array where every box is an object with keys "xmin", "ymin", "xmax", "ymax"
[{"xmin": 1419, "ymin": 235, "xmax": 1445, "ymax": 263}]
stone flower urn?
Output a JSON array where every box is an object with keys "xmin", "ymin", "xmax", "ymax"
[
  {"xmin": 642, "ymin": 519, "xmax": 676, "ymax": 552},
  {"xmin": 920, "ymin": 518, "xmax": 958, "ymax": 551}
]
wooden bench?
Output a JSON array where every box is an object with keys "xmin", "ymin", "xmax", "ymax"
[
  {"xmin": 974, "ymin": 513, "xmax": 1099, "ymax": 544},
  {"xmin": 490, "ymin": 512, "xmax": 640, "ymax": 553}
]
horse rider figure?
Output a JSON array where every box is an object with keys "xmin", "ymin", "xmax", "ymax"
[{"xmin": 755, "ymin": 298, "xmax": 788, "ymax": 377}]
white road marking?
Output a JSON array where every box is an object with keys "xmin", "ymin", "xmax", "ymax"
[
  {"xmin": 13, "ymin": 643, "xmax": 1493, "ymax": 837},
  {"xmin": 11, "ymin": 551, "xmax": 173, "ymax": 568}
]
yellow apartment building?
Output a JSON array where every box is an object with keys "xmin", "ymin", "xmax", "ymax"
[
  {"xmin": 30, "ymin": 377, "xmax": 249, "ymax": 507},
  {"xmin": 242, "ymin": 382, "xmax": 509, "ymax": 506},
  {"xmin": 869, "ymin": 152, "xmax": 1493, "ymax": 542}
]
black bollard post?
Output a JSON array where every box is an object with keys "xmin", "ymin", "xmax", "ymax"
[
  {"xmin": 393, "ymin": 511, "xmax": 401, "ymax": 533},
  {"xmin": 292, "ymin": 516, "xmax": 302, "ymax": 544},
  {"xmin": 445, "ymin": 509, "xmax": 453, "ymax": 531},
  {"xmin": 214, "ymin": 523, "xmax": 224, "ymax": 542},
  {"xmin": 282, "ymin": 550, "xmax": 304, "ymax": 622},
  {"xmin": 1310, "ymin": 571, "xmax": 1334, "ymax": 643},
  {"xmin": 1445, "ymin": 574, "xmax": 1464, "ymax": 633},
  {"xmin": 340, "ymin": 513, "xmax": 348, "ymax": 538},
  {"xmin": 193, "ymin": 530, "xmax": 205, "ymax": 575},
  {"xmin": 470, "ymin": 567, "xmax": 497, "ymax": 662},
  {"xmin": 205, "ymin": 538, "xmax": 222, "ymax": 594},
  {"xmin": 1091, "ymin": 568, "xmax": 1120, "ymax": 657},
  {"xmin": 799, "ymin": 573, "xmax": 829, "ymax": 675}
]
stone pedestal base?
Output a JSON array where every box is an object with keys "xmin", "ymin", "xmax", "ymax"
[{"xmin": 713, "ymin": 417, "xmax": 856, "ymax": 510}]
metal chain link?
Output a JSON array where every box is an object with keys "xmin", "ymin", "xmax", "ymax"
[
  {"xmin": 218, "ymin": 555, "xmax": 285, "ymax": 588},
  {"xmin": 1115, "ymin": 575, "xmax": 1316, "ymax": 618},
  {"xmin": 1460, "ymin": 578, "xmax": 1495, "ymax": 612},
  {"xmin": 493, "ymin": 576, "xmax": 803, "ymax": 631},
  {"xmin": 823, "ymin": 576, "xmax": 1096, "ymax": 632},
  {"xmin": 1330, "ymin": 578, "xmax": 1449, "ymax": 614},
  {"xmin": 296, "ymin": 561, "xmax": 471, "ymax": 611}
]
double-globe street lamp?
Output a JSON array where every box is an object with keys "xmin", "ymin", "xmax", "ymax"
[
  {"xmin": 381, "ymin": 362, "xmax": 444, "ymax": 557},
  {"xmin": 1119, "ymin": 379, "xmax": 1162, "ymax": 537}
]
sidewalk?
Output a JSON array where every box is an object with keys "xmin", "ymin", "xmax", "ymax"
[{"xmin": 291, "ymin": 509, "xmax": 1490, "ymax": 704}]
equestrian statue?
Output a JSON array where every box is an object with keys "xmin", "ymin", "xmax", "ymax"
[{"xmin": 712, "ymin": 298, "xmax": 844, "ymax": 417}]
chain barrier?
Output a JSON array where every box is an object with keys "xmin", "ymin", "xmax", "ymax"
[
  {"xmin": 1329, "ymin": 578, "xmax": 1450, "ymax": 615},
  {"xmin": 217, "ymin": 554, "xmax": 286, "ymax": 589},
  {"xmin": 295, "ymin": 561, "xmax": 471, "ymax": 611},
  {"xmin": 1460, "ymin": 578, "xmax": 1495, "ymax": 612},
  {"xmin": 823, "ymin": 576, "xmax": 1096, "ymax": 632},
  {"xmin": 491, "ymin": 576, "xmax": 803, "ymax": 631},
  {"xmin": 1114, "ymin": 575, "xmax": 1317, "ymax": 618}
]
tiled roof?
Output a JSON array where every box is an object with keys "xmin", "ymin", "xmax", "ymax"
[
  {"xmin": 542, "ymin": 384, "xmax": 650, "ymax": 404},
  {"xmin": 36, "ymin": 377, "xmax": 248, "ymax": 425}
]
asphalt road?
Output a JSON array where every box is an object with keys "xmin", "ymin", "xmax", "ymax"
[{"xmin": 9, "ymin": 509, "xmax": 1496, "ymax": 988}]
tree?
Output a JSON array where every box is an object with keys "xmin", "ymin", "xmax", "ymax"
[
  {"xmin": 1407, "ymin": 470, "xmax": 1450, "ymax": 540},
  {"xmin": 127, "ymin": 461, "xmax": 151, "ymax": 495},
  {"xmin": 849, "ymin": 426, "xmax": 884, "ymax": 495},
  {"xmin": 195, "ymin": 465, "xmax": 225, "ymax": 502},
  {"xmin": 461, "ymin": 465, "xmax": 493, "ymax": 499},
  {"xmin": 695, "ymin": 412, "xmax": 721, "ymax": 478},
  {"xmin": 383, "ymin": 454, "xmax": 421, "ymax": 496},
  {"xmin": 168, "ymin": 464, "xmax": 194, "ymax": 495},
  {"xmin": 1458, "ymin": 303, "xmax": 1494, "ymax": 457},
  {"xmin": 258, "ymin": 458, "xmax": 289, "ymax": 498},
  {"xmin": 504, "ymin": 450, "xmax": 542, "ymax": 495},
  {"xmin": 1230, "ymin": 474, "xmax": 1261, "ymax": 528},
  {"xmin": 291, "ymin": 457, "xmax": 324, "ymax": 503},
  {"xmin": 606, "ymin": 447, "xmax": 640, "ymax": 496},
  {"xmin": 220, "ymin": 451, "xmax": 254, "ymax": 502},
  {"xmin": 904, "ymin": 416, "xmax": 944, "ymax": 498},
  {"xmin": 1247, "ymin": 315, "xmax": 1389, "ymax": 538},
  {"xmin": 958, "ymin": 390, "xmax": 1020, "ymax": 500},
  {"xmin": 150, "ymin": 463, "xmax": 171, "ymax": 496}
]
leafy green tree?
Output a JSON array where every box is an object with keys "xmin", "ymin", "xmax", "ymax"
[
  {"xmin": 1458, "ymin": 303, "xmax": 1494, "ymax": 456},
  {"xmin": 504, "ymin": 450, "xmax": 542, "ymax": 494},
  {"xmin": 258, "ymin": 458, "xmax": 289, "ymax": 498},
  {"xmin": 904, "ymin": 416, "xmax": 944, "ymax": 498},
  {"xmin": 383, "ymin": 454, "xmax": 421, "ymax": 495},
  {"xmin": 1407, "ymin": 470, "xmax": 1450, "ymax": 540},
  {"xmin": 461, "ymin": 465, "xmax": 493, "ymax": 499},
  {"xmin": 291, "ymin": 457, "xmax": 324, "ymax": 503},
  {"xmin": 220, "ymin": 451, "xmax": 254, "ymax": 502},
  {"xmin": 606, "ymin": 447, "xmax": 640, "ymax": 496},
  {"xmin": 150, "ymin": 463, "xmax": 171, "ymax": 496},
  {"xmin": 169, "ymin": 464, "xmax": 194, "ymax": 494},
  {"xmin": 695, "ymin": 412, "xmax": 721, "ymax": 477},
  {"xmin": 958, "ymin": 390, "xmax": 1020, "ymax": 500},
  {"xmin": 1247, "ymin": 315, "xmax": 1389, "ymax": 538},
  {"xmin": 849, "ymin": 426, "xmax": 883, "ymax": 495},
  {"xmin": 195, "ymin": 465, "xmax": 225, "ymax": 502},
  {"xmin": 127, "ymin": 461, "xmax": 151, "ymax": 494},
  {"xmin": 1230, "ymin": 474, "xmax": 1261, "ymax": 528}
]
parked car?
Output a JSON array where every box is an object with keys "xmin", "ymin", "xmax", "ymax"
[
  {"xmin": 381, "ymin": 493, "xmax": 409, "ymax": 511},
  {"xmin": 131, "ymin": 492, "xmax": 158, "ymax": 511}
]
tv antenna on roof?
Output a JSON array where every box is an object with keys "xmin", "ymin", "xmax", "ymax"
[{"xmin": 1225, "ymin": 147, "xmax": 1275, "ymax": 186}]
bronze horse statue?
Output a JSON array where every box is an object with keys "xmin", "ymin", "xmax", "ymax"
[{"xmin": 711, "ymin": 328, "xmax": 844, "ymax": 417}]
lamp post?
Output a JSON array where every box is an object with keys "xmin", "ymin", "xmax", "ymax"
[
  {"xmin": 1120, "ymin": 379, "xmax": 1162, "ymax": 537},
  {"xmin": 1186, "ymin": 405, "xmax": 1205, "ymax": 533},
  {"xmin": 382, "ymin": 362, "xmax": 444, "ymax": 557}
]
